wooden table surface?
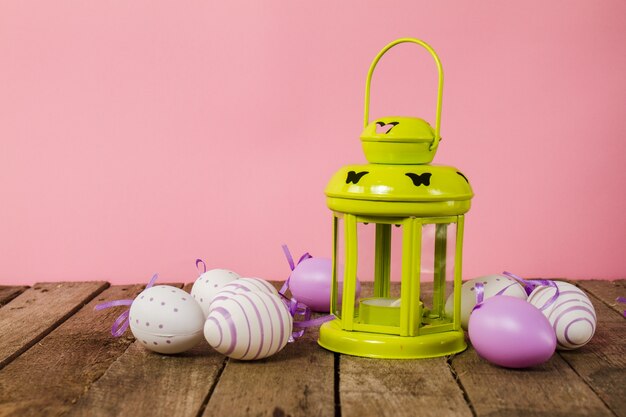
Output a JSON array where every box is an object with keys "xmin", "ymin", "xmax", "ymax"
[{"xmin": 0, "ymin": 280, "xmax": 624, "ymax": 417}]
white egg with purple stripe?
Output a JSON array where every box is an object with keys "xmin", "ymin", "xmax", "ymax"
[
  {"xmin": 444, "ymin": 274, "xmax": 528, "ymax": 330},
  {"xmin": 129, "ymin": 285, "xmax": 205, "ymax": 354},
  {"xmin": 191, "ymin": 269, "xmax": 240, "ymax": 318},
  {"xmin": 204, "ymin": 291, "xmax": 292, "ymax": 360},
  {"xmin": 527, "ymin": 281, "xmax": 596, "ymax": 350},
  {"xmin": 208, "ymin": 277, "xmax": 279, "ymax": 314}
]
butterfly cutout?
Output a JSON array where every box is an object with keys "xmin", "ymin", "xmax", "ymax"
[
  {"xmin": 346, "ymin": 171, "xmax": 369, "ymax": 184},
  {"xmin": 375, "ymin": 121, "xmax": 399, "ymax": 134},
  {"xmin": 405, "ymin": 172, "xmax": 432, "ymax": 187}
]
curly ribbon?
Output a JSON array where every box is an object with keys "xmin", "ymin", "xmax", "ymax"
[
  {"xmin": 94, "ymin": 273, "xmax": 159, "ymax": 337},
  {"xmin": 471, "ymin": 272, "xmax": 560, "ymax": 312},
  {"xmin": 617, "ymin": 297, "xmax": 626, "ymax": 317},
  {"xmin": 280, "ymin": 244, "xmax": 334, "ymax": 341},
  {"xmin": 501, "ymin": 271, "xmax": 560, "ymax": 311},
  {"xmin": 472, "ymin": 282, "xmax": 485, "ymax": 311},
  {"xmin": 279, "ymin": 244, "xmax": 311, "ymax": 295},
  {"xmin": 196, "ymin": 259, "xmax": 207, "ymax": 274}
]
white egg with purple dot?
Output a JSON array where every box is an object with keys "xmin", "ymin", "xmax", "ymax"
[
  {"xmin": 191, "ymin": 269, "xmax": 240, "ymax": 318},
  {"xmin": 445, "ymin": 274, "xmax": 528, "ymax": 330},
  {"xmin": 129, "ymin": 285, "xmax": 205, "ymax": 354}
]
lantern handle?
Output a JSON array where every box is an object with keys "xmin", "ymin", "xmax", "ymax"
[{"xmin": 363, "ymin": 38, "xmax": 444, "ymax": 151}]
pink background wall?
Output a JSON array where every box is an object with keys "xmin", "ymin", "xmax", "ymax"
[{"xmin": 1, "ymin": 1, "xmax": 625, "ymax": 286}]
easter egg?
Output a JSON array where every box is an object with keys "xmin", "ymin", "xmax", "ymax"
[
  {"xmin": 527, "ymin": 281, "xmax": 596, "ymax": 350},
  {"xmin": 289, "ymin": 258, "xmax": 361, "ymax": 312},
  {"xmin": 129, "ymin": 285, "xmax": 205, "ymax": 354},
  {"xmin": 191, "ymin": 269, "xmax": 240, "ymax": 318},
  {"xmin": 208, "ymin": 277, "xmax": 279, "ymax": 313},
  {"xmin": 445, "ymin": 274, "xmax": 527, "ymax": 330},
  {"xmin": 468, "ymin": 295, "xmax": 556, "ymax": 368},
  {"xmin": 204, "ymin": 291, "xmax": 292, "ymax": 360}
]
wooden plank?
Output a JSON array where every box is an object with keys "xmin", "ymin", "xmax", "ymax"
[
  {"xmin": 203, "ymin": 313, "xmax": 335, "ymax": 417},
  {"xmin": 0, "ymin": 286, "xmax": 28, "ymax": 307},
  {"xmin": 576, "ymin": 279, "xmax": 626, "ymax": 317},
  {"xmin": 339, "ymin": 281, "xmax": 472, "ymax": 417},
  {"xmin": 0, "ymin": 284, "xmax": 144, "ymax": 417},
  {"xmin": 204, "ymin": 279, "xmax": 334, "ymax": 417},
  {"xmin": 0, "ymin": 281, "xmax": 108, "ymax": 370},
  {"xmin": 557, "ymin": 286, "xmax": 626, "ymax": 417},
  {"xmin": 69, "ymin": 342, "xmax": 224, "ymax": 417},
  {"xmin": 340, "ymin": 356, "xmax": 473, "ymax": 417},
  {"xmin": 453, "ymin": 348, "xmax": 617, "ymax": 417},
  {"xmin": 69, "ymin": 283, "xmax": 225, "ymax": 417},
  {"xmin": 451, "ymin": 345, "xmax": 614, "ymax": 416}
]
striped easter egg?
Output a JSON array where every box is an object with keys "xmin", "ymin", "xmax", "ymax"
[
  {"xmin": 527, "ymin": 281, "xmax": 596, "ymax": 350},
  {"xmin": 204, "ymin": 291, "xmax": 292, "ymax": 360},
  {"xmin": 208, "ymin": 277, "xmax": 279, "ymax": 314}
]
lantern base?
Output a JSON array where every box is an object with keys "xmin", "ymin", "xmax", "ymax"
[{"xmin": 318, "ymin": 319, "xmax": 467, "ymax": 359}]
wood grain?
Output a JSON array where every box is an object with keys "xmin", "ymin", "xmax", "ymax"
[
  {"xmin": 577, "ymin": 279, "xmax": 626, "ymax": 317},
  {"xmin": 203, "ymin": 317, "xmax": 335, "ymax": 417},
  {"xmin": 0, "ymin": 286, "xmax": 29, "ymax": 307},
  {"xmin": 69, "ymin": 342, "xmax": 224, "ymax": 417},
  {"xmin": 557, "ymin": 285, "xmax": 626, "ymax": 417},
  {"xmin": 0, "ymin": 278, "xmax": 621, "ymax": 417},
  {"xmin": 340, "ymin": 356, "xmax": 473, "ymax": 417},
  {"xmin": 339, "ymin": 281, "xmax": 471, "ymax": 417},
  {"xmin": 0, "ymin": 281, "xmax": 108, "ymax": 370},
  {"xmin": 448, "ymin": 279, "xmax": 623, "ymax": 416},
  {"xmin": 451, "ymin": 347, "xmax": 614, "ymax": 417},
  {"xmin": 69, "ymin": 283, "xmax": 226, "ymax": 417},
  {"xmin": 0, "ymin": 284, "xmax": 144, "ymax": 417}
]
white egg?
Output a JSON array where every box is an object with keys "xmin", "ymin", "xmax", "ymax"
[
  {"xmin": 445, "ymin": 274, "xmax": 527, "ymax": 330},
  {"xmin": 208, "ymin": 277, "xmax": 279, "ymax": 314},
  {"xmin": 129, "ymin": 285, "xmax": 205, "ymax": 354},
  {"xmin": 191, "ymin": 269, "xmax": 240, "ymax": 318},
  {"xmin": 204, "ymin": 291, "xmax": 292, "ymax": 360},
  {"xmin": 528, "ymin": 281, "xmax": 596, "ymax": 350}
]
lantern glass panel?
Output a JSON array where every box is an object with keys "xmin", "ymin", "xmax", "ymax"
[
  {"xmin": 353, "ymin": 222, "xmax": 403, "ymax": 300},
  {"xmin": 332, "ymin": 215, "xmax": 346, "ymax": 319},
  {"xmin": 419, "ymin": 222, "xmax": 457, "ymax": 324}
]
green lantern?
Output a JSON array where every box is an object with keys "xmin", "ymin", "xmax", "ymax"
[{"xmin": 318, "ymin": 38, "xmax": 474, "ymax": 359}]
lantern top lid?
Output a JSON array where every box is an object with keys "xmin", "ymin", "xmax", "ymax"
[
  {"xmin": 360, "ymin": 116, "xmax": 437, "ymax": 164},
  {"xmin": 325, "ymin": 163, "xmax": 473, "ymax": 217},
  {"xmin": 360, "ymin": 38, "xmax": 445, "ymax": 164},
  {"xmin": 325, "ymin": 38, "xmax": 474, "ymax": 217}
]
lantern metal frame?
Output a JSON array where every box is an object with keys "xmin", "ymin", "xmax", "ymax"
[{"xmin": 317, "ymin": 38, "xmax": 473, "ymax": 359}]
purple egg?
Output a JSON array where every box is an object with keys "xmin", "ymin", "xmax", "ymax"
[
  {"xmin": 468, "ymin": 296, "xmax": 556, "ymax": 368},
  {"xmin": 289, "ymin": 258, "xmax": 361, "ymax": 313}
]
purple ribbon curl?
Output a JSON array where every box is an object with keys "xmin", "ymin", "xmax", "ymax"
[
  {"xmin": 472, "ymin": 271, "xmax": 560, "ymax": 312},
  {"xmin": 617, "ymin": 297, "xmax": 626, "ymax": 317},
  {"xmin": 280, "ymin": 244, "xmax": 334, "ymax": 341},
  {"xmin": 195, "ymin": 259, "xmax": 207, "ymax": 274},
  {"xmin": 94, "ymin": 273, "xmax": 159, "ymax": 337}
]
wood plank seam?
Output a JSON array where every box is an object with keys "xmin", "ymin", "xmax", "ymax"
[
  {"xmin": 0, "ymin": 286, "xmax": 29, "ymax": 308},
  {"xmin": 0, "ymin": 282, "xmax": 110, "ymax": 371},
  {"xmin": 79, "ymin": 335, "xmax": 137, "ymax": 395},
  {"xmin": 69, "ymin": 283, "xmax": 154, "ymax": 404},
  {"xmin": 194, "ymin": 357, "xmax": 229, "ymax": 417},
  {"xmin": 446, "ymin": 355, "xmax": 477, "ymax": 417},
  {"xmin": 556, "ymin": 350, "xmax": 619, "ymax": 417},
  {"xmin": 556, "ymin": 288, "xmax": 625, "ymax": 417},
  {"xmin": 573, "ymin": 281, "xmax": 626, "ymax": 320},
  {"xmin": 334, "ymin": 353, "xmax": 341, "ymax": 417},
  {"xmin": 0, "ymin": 284, "xmax": 146, "ymax": 416}
]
